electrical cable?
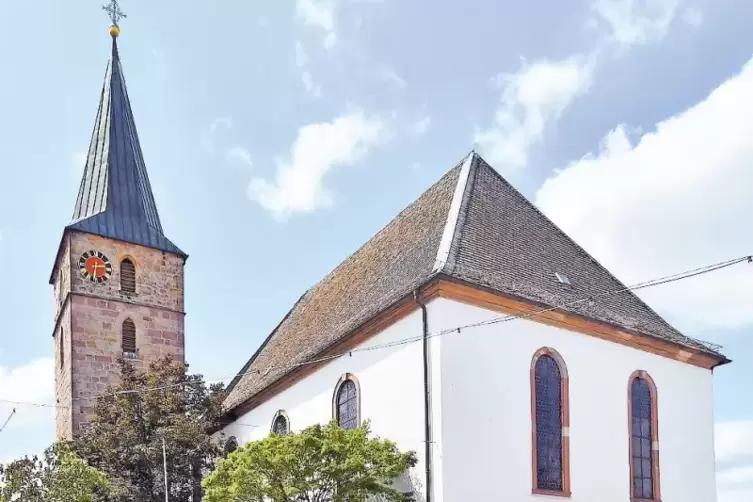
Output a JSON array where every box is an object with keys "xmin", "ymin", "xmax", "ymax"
[
  {"xmin": 0, "ymin": 408, "xmax": 16, "ymax": 433},
  {"xmin": 1, "ymin": 254, "xmax": 749, "ymax": 411}
]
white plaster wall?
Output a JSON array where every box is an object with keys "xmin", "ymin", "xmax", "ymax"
[
  {"xmin": 427, "ymin": 297, "xmax": 717, "ymax": 502},
  {"xmin": 222, "ymin": 309, "xmax": 429, "ymax": 498}
]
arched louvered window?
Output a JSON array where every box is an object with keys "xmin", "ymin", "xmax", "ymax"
[
  {"xmin": 531, "ymin": 348, "xmax": 570, "ymax": 496},
  {"xmin": 223, "ymin": 436, "xmax": 238, "ymax": 455},
  {"xmin": 120, "ymin": 259, "xmax": 136, "ymax": 293},
  {"xmin": 629, "ymin": 371, "xmax": 660, "ymax": 501},
  {"xmin": 122, "ymin": 318, "xmax": 137, "ymax": 354},
  {"xmin": 271, "ymin": 411, "xmax": 290, "ymax": 435},
  {"xmin": 333, "ymin": 374, "xmax": 360, "ymax": 430}
]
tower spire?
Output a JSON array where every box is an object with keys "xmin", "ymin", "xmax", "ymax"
[{"xmin": 66, "ymin": 2, "xmax": 185, "ymax": 258}]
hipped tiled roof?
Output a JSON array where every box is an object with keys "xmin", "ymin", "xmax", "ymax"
[
  {"xmin": 67, "ymin": 37, "xmax": 184, "ymax": 257},
  {"xmin": 223, "ymin": 153, "xmax": 724, "ymax": 413}
]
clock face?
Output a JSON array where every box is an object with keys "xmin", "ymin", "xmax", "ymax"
[{"xmin": 78, "ymin": 251, "xmax": 113, "ymax": 283}]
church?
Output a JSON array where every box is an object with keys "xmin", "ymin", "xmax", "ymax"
[{"xmin": 51, "ymin": 11, "xmax": 729, "ymax": 502}]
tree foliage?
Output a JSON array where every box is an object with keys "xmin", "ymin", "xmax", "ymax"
[
  {"xmin": 72, "ymin": 355, "xmax": 226, "ymax": 502},
  {"xmin": 0, "ymin": 443, "xmax": 111, "ymax": 502},
  {"xmin": 202, "ymin": 421, "xmax": 418, "ymax": 502}
]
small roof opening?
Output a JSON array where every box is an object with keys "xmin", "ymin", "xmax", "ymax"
[{"xmin": 555, "ymin": 272, "xmax": 571, "ymax": 286}]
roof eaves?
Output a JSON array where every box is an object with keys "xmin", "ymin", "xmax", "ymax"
[
  {"xmin": 432, "ymin": 151, "xmax": 475, "ymax": 273},
  {"xmin": 712, "ymin": 356, "xmax": 733, "ymax": 370},
  {"xmin": 438, "ymin": 272, "xmax": 728, "ymax": 362}
]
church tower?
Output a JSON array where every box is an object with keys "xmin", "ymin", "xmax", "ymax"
[{"xmin": 50, "ymin": 10, "xmax": 187, "ymax": 440}]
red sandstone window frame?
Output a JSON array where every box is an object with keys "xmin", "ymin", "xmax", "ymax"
[
  {"xmin": 530, "ymin": 347, "xmax": 571, "ymax": 498},
  {"xmin": 628, "ymin": 370, "xmax": 661, "ymax": 502},
  {"xmin": 332, "ymin": 373, "xmax": 361, "ymax": 429}
]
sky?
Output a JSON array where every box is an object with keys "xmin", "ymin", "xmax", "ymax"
[{"xmin": 0, "ymin": 0, "xmax": 752, "ymax": 498}]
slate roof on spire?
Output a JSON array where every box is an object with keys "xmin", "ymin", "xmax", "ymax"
[
  {"xmin": 68, "ymin": 37, "xmax": 185, "ymax": 257},
  {"xmin": 222, "ymin": 152, "xmax": 727, "ymax": 413}
]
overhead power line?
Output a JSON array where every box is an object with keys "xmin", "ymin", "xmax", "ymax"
[
  {"xmin": 0, "ymin": 254, "xmax": 749, "ymax": 412},
  {"xmin": 0, "ymin": 408, "xmax": 16, "ymax": 433}
]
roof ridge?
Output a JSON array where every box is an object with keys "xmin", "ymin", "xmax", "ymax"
[{"xmin": 432, "ymin": 152, "xmax": 476, "ymax": 273}]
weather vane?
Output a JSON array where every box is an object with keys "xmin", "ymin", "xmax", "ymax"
[{"xmin": 103, "ymin": 0, "xmax": 127, "ymax": 26}]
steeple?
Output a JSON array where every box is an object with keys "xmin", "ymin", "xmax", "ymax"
[{"xmin": 68, "ymin": 19, "xmax": 185, "ymax": 258}]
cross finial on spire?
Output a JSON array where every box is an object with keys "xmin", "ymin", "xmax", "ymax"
[{"xmin": 102, "ymin": 0, "xmax": 127, "ymax": 26}]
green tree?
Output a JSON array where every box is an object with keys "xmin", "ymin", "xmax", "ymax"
[
  {"xmin": 0, "ymin": 443, "xmax": 111, "ymax": 502},
  {"xmin": 72, "ymin": 355, "xmax": 226, "ymax": 502},
  {"xmin": 202, "ymin": 421, "xmax": 418, "ymax": 502}
]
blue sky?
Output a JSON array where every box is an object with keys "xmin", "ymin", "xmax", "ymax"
[{"xmin": 1, "ymin": 0, "xmax": 752, "ymax": 499}]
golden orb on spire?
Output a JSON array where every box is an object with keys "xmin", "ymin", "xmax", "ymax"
[{"xmin": 103, "ymin": 0, "xmax": 126, "ymax": 38}]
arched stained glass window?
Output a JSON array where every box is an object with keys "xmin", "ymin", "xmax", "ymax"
[
  {"xmin": 335, "ymin": 378, "xmax": 359, "ymax": 429},
  {"xmin": 629, "ymin": 372, "xmax": 660, "ymax": 501},
  {"xmin": 272, "ymin": 412, "xmax": 290, "ymax": 435},
  {"xmin": 535, "ymin": 355, "xmax": 562, "ymax": 491},
  {"xmin": 530, "ymin": 348, "xmax": 570, "ymax": 496}
]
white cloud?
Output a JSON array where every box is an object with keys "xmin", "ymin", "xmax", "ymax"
[
  {"xmin": 301, "ymin": 71, "xmax": 322, "ymax": 97},
  {"xmin": 225, "ymin": 147, "xmax": 253, "ymax": 169},
  {"xmin": 381, "ymin": 68, "xmax": 407, "ymax": 89},
  {"xmin": 0, "ymin": 358, "xmax": 54, "ymax": 406},
  {"xmin": 475, "ymin": 57, "xmax": 593, "ymax": 173},
  {"xmin": 295, "ymin": 41, "xmax": 310, "ymax": 68},
  {"xmin": 409, "ymin": 115, "xmax": 432, "ymax": 136},
  {"xmin": 202, "ymin": 116, "xmax": 234, "ymax": 154},
  {"xmin": 475, "ymin": 0, "xmax": 681, "ymax": 176},
  {"xmin": 535, "ymin": 57, "xmax": 753, "ymax": 331},
  {"xmin": 591, "ymin": 0, "xmax": 680, "ymax": 46},
  {"xmin": 719, "ymin": 488, "xmax": 753, "ymax": 502},
  {"xmin": 209, "ymin": 116, "xmax": 233, "ymax": 133},
  {"xmin": 296, "ymin": 0, "xmax": 337, "ymax": 49},
  {"xmin": 249, "ymin": 111, "xmax": 387, "ymax": 220},
  {"xmin": 682, "ymin": 7, "xmax": 704, "ymax": 27},
  {"xmin": 73, "ymin": 151, "xmax": 87, "ymax": 177},
  {"xmin": 717, "ymin": 421, "xmax": 753, "ymax": 465},
  {"xmin": 716, "ymin": 421, "xmax": 753, "ymax": 502},
  {"xmin": 0, "ymin": 358, "xmax": 54, "ymax": 435},
  {"xmin": 293, "ymin": 42, "xmax": 321, "ymax": 96},
  {"xmin": 719, "ymin": 466, "xmax": 753, "ymax": 487},
  {"xmin": 323, "ymin": 33, "xmax": 336, "ymax": 50}
]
